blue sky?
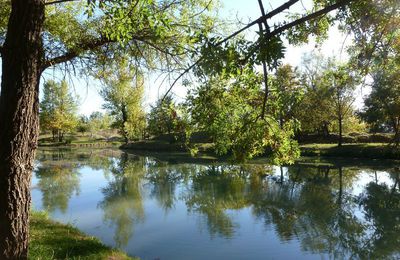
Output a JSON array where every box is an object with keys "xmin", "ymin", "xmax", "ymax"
[{"xmin": 41, "ymin": 0, "xmax": 356, "ymax": 116}]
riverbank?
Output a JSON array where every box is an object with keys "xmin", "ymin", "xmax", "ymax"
[
  {"xmin": 38, "ymin": 135, "xmax": 123, "ymax": 148},
  {"xmin": 300, "ymin": 143, "xmax": 400, "ymax": 160},
  {"xmin": 29, "ymin": 211, "xmax": 134, "ymax": 260},
  {"xmin": 122, "ymin": 141, "xmax": 400, "ymax": 160}
]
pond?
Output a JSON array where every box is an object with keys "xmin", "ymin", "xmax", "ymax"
[{"xmin": 32, "ymin": 148, "xmax": 400, "ymax": 260}]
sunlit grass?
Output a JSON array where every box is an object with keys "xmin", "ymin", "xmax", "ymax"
[
  {"xmin": 29, "ymin": 211, "xmax": 136, "ymax": 260},
  {"xmin": 300, "ymin": 143, "xmax": 400, "ymax": 160}
]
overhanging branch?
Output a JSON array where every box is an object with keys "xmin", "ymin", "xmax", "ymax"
[
  {"xmin": 45, "ymin": 0, "xmax": 81, "ymax": 5},
  {"xmin": 163, "ymin": 0, "xmax": 300, "ymax": 99},
  {"xmin": 42, "ymin": 37, "xmax": 114, "ymax": 69},
  {"xmin": 163, "ymin": 0, "xmax": 353, "ymax": 99},
  {"xmin": 269, "ymin": 0, "xmax": 352, "ymax": 38},
  {"xmin": 216, "ymin": 0, "xmax": 300, "ymax": 46},
  {"xmin": 258, "ymin": 0, "xmax": 270, "ymax": 119}
]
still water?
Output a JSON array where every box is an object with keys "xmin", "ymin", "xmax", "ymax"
[{"xmin": 32, "ymin": 148, "xmax": 400, "ymax": 260}]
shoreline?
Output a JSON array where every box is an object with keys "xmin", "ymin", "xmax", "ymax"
[{"xmin": 29, "ymin": 211, "xmax": 135, "ymax": 259}]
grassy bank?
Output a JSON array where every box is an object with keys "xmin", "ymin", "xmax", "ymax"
[
  {"xmin": 29, "ymin": 211, "xmax": 133, "ymax": 260},
  {"xmin": 38, "ymin": 134, "xmax": 123, "ymax": 148},
  {"xmin": 123, "ymin": 139, "xmax": 400, "ymax": 160},
  {"xmin": 300, "ymin": 143, "xmax": 400, "ymax": 160},
  {"xmin": 121, "ymin": 140, "xmax": 214, "ymax": 154}
]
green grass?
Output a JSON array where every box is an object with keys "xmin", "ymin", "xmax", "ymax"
[
  {"xmin": 38, "ymin": 134, "xmax": 123, "ymax": 148},
  {"xmin": 123, "ymin": 139, "xmax": 400, "ymax": 160},
  {"xmin": 300, "ymin": 143, "xmax": 400, "ymax": 160},
  {"xmin": 29, "ymin": 211, "xmax": 135, "ymax": 260}
]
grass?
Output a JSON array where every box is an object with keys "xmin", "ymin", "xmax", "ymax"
[
  {"xmin": 121, "ymin": 140, "xmax": 215, "ymax": 154},
  {"xmin": 29, "ymin": 211, "xmax": 135, "ymax": 260},
  {"xmin": 300, "ymin": 143, "xmax": 400, "ymax": 160},
  {"xmin": 38, "ymin": 134, "xmax": 123, "ymax": 148},
  {"xmin": 123, "ymin": 138, "xmax": 400, "ymax": 160}
]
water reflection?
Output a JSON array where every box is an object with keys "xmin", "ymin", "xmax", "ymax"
[
  {"xmin": 98, "ymin": 153, "xmax": 146, "ymax": 247},
  {"xmin": 35, "ymin": 163, "xmax": 81, "ymax": 213},
  {"xmin": 253, "ymin": 166, "xmax": 363, "ymax": 259},
  {"xmin": 358, "ymin": 172, "xmax": 400, "ymax": 259},
  {"xmin": 32, "ymin": 149, "xmax": 400, "ymax": 259},
  {"xmin": 185, "ymin": 165, "xmax": 271, "ymax": 239}
]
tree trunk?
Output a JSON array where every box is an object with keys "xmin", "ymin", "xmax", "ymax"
[
  {"xmin": 121, "ymin": 104, "xmax": 129, "ymax": 144},
  {"xmin": 338, "ymin": 115, "xmax": 343, "ymax": 147},
  {"xmin": 0, "ymin": 0, "xmax": 44, "ymax": 259},
  {"xmin": 322, "ymin": 122, "xmax": 330, "ymax": 137},
  {"xmin": 393, "ymin": 118, "xmax": 400, "ymax": 146},
  {"xmin": 58, "ymin": 130, "xmax": 64, "ymax": 142}
]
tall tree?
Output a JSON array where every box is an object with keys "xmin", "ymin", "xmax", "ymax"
[
  {"xmin": 99, "ymin": 60, "xmax": 146, "ymax": 143},
  {"xmin": 40, "ymin": 80, "xmax": 78, "ymax": 142},
  {"xmin": 361, "ymin": 62, "xmax": 400, "ymax": 145},
  {"xmin": 0, "ymin": 1, "xmax": 45, "ymax": 257},
  {"xmin": 296, "ymin": 53, "xmax": 335, "ymax": 136},
  {"xmin": 270, "ymin": 64, "xmax": 303, "ymax": 128},
  {"xmin": 323, "ymin": 64, "xmax": 358, "ymax": 146}
]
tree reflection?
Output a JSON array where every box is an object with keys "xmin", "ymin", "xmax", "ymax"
[
  {"xmin": 34, "ymin": 150, "xmax": 400, "ymax": 258},
  {"xmin": 145, "ymin": 161, "xmax": 200, "ymax": 213},
  {"xmin": 357, "ymin": 171, "xmax": 400, "ymax": 259},
  {"xmin": 34, "ymin": 149, "xmax": 117, "ymax": 213},
  {"xmin": 185, "ymin": 165, "xmax": 270, "ymax": 238},
  {"xmin": 34, "ymin": 163, "xmax": 81, "ymax": 213},
  {"xmin": 98, "ymin": 153, "xmax": 146, "ymax": 248}
]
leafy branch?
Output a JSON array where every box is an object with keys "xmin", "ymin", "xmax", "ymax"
[{"xmin": 163, "ymin": 0, "xmax": 353, "ymax": 100}]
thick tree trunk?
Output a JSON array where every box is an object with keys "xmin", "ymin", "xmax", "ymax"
[{"xmin": 0, "ymin": 0, "xmax": 44, "ymax": 259}]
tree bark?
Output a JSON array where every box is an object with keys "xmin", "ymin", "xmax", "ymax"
[
  {"xmin": 0, "ymin": 0, "xmax": 44, "ymax": 259},
  {"xmin": 121, "ymin": 104, "xmax": 129, "ymax": 144},
  {"xmin": 338, "ymin": 115, "xmax": 343, "ymax": 146}
]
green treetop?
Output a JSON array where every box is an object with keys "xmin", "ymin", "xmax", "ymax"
[
  {"xmin": 40, "ymin": 80, "xmax": 78, "ymax": 142},
  {"xmin": 99, "ymin": 59, "xmax": 146, "ymax": 143}
]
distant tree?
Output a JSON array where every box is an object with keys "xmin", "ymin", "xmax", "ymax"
[
  {"xmin": 270, "ymin": 64, "xmax": 303, "ymax": 128},
  {"xmin": 99, "ymin": 60, "xmax": 146, "ymax": 143},
  {"xmin": 323, "ymin": 64, "xmax": 358, "ymax": 146},
  {"xmin": 76, "ymin": 115, "xmax": 90, "ymax": 136},
  {"xmin": 86, "ymin": 111, "xmax": 102, "ymax": 137},
  {"xmin": 361, "ymin": 64, "xmax": 400, "ymax": 145},
  {"xmin": 296, "ymin": 54, "xmax": 335, "ymax": 136},
  {"xmin": 147, "ymin": 96, "xmax": 179, "ymax": 136},
  {"xmin": 296, "ymin": 55, "xmax": 359, "ymax": 144},
  {"xmin": 40, "ymin": 80, "xmax": 78, "ymax": 142}
]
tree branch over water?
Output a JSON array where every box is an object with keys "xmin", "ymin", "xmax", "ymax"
[
  {"xmin": 45, "ymin": 0, "xmax": 81, "ymax": 5},
  {"xmin": 163, "ymin": 0, "xmax": 353, "ymax": 100}
]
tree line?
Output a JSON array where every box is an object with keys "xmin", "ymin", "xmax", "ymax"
[{"xmin": 41, "ymin": 48, "xmax": 399, "ymax": 165}]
